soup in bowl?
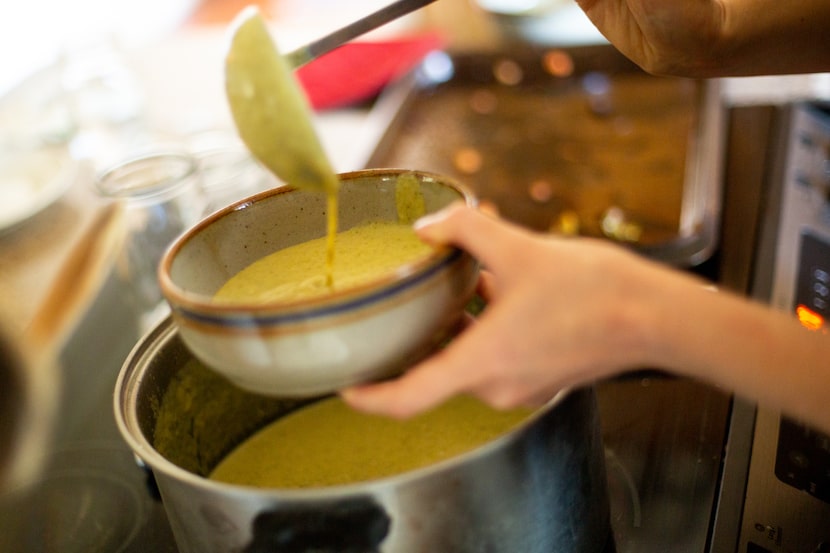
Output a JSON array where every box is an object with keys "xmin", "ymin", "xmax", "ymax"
[{"xmin": 158, "ymin": 169, "xmax": 478, "ymax": 397}]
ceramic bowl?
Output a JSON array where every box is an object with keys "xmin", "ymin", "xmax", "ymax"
[{"xmin": 158, "ymin": 169, "xmax": 478, "ymax": 397}]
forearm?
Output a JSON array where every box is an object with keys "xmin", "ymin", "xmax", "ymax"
[
  {"xmin": 716, "ymin": 0, "xmax": 830, "ymax": 76},
  {"xmin": 576, "ymin": 0, "xmax": 830, "ymax": 77},
  {"xmin": 647, "ymin": 276, "xmax": 830, "ymax": 434}
]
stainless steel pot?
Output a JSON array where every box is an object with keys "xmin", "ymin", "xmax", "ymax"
[{"xmin": 115, "ymin": 316, "xmax": 611, "ymax": 553}]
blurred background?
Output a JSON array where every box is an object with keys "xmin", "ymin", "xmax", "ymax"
[
  {"xmin": 0, "ymin": 0, "xmax": 197, "ymax": 96},
  {"xmin": 0, "ymin": 0, "xmax": 427, "ymax": 169}
]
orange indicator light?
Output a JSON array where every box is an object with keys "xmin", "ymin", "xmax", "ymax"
[{"xmin": 796, "ymin": 304, "xmax": 825, "ymax": 331}]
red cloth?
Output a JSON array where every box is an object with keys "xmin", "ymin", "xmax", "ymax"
[{"xmin": 297, "ymin": 32, "xmax": 446, "ymax": 110}]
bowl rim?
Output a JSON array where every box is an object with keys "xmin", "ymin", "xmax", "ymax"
[
  {"xmin": 157, "ymin": 168, "xmax": 477, "ymax": 317},
  {"xmin": 169, "ymin": 248, "xmax": 470, "ymax": 331}
]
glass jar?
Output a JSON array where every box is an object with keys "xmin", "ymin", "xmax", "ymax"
[{"xmin": 95, "ymin": 151, "xmax": 205, "ymax": 332}]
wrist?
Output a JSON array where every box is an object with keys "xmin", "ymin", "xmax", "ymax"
[
  {"xmin": 715, "ymin": 0, "xmax": 830, "ymax": 75},
  {"xmin": 626, "ymin": 264, "xmax": 716, "ymax": 376}
]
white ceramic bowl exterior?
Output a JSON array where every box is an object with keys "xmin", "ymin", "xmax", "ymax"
[{"xmin": 159, "ymin": 169, "xmax": 478, "ymax": 396}]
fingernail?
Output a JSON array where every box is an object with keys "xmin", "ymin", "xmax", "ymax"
[{"xmin": 413, "ymin": 210, "xmax": 446, "ymax": 232}]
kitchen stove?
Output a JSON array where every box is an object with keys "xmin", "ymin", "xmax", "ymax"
[{"xmin": 2, "ymin": 51, "xmax": 827, "ymax": 552}]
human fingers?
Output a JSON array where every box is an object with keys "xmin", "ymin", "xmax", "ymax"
[
  {"xmin": 342, "ymin": 287, "xmax": 540, "ymax": 418},
  {"xmin": 415, "ymin": 204, "xmax": 531, "ymax": 277},
  {"xmin": 476, "ymin": 269, "xmax": 498, "ymax": 302},
  {"xmin": 344, "ymin": 277, "xmax": 566, "ymax": 419},
  {"xmin": 340, "ymin": 345, "xmax": 476, "ymax": 419},
  {"xmin": 473, "ymin": 377, "xmax": 562, "ymax": 410}
]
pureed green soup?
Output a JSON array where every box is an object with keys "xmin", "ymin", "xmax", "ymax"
[
  {"xmin": 210, "ymin": 395, "xmax": 533, "ymax": 488},
  {"xmin": 212, "ymin": 172, "xmax": 435, "ymax": 305},
  {"xmin": 213, "ymin": 221, "xmax": 434, "ymax": 304}
]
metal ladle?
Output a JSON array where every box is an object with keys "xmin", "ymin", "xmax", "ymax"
[
  {"xmin": 284, "ymin": 0, "xmax": 441, "ymax": 69},
  {"xmin": 225, "ymin": 0, "xmax": 440, "ymax": 195}
]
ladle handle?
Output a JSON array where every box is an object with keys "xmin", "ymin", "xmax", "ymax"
[
  {"xmin": 25, "ymin": 202, "xmax": 126, "ymax": 353},
  {"xmin": 285, "ymin": 0, "xmax": 441, "ymax": 68}
]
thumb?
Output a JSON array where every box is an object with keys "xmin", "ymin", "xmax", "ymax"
[{"xmin": 415, "ymin": 203, "xmax": 528, "ymax": 273}]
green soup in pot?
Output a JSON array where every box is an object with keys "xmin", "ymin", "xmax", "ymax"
[{"xmin": 209, "ymin": 395, "xmax": 533, "ymax": 489}]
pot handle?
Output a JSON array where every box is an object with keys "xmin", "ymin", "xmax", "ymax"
[{"xmin": 243, "ymin": 497, "xmax": 390, "ymax": 553}]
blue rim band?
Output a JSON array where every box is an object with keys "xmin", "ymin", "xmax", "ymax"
[{"xmin": 174, "ymin": 249, "xmax": 465, "ymax": 328}]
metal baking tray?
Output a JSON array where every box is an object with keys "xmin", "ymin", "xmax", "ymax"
[{"xmin": 365, "ymin": 44, "xmax": 724, "ymax": 266}]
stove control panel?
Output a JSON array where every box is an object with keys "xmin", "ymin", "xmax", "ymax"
[
  {"xmin": 769, "ymin": 103, "xmax": 830, "ymax": 316},
  {"xmin": 794, "ymin": 232, "xmax": 830, "ymax": 331},
  {"xmin": 773, "ymin": 232, "xmax": 830, "ymax": 505},
  {"xmin": 737, "ymin": 102, "xmax": 830, "ymax": 553},
  {"xmin": 775, "ymin": 415, "xmax": 830, "ymax": 504}
]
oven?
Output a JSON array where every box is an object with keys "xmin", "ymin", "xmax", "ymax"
[{"xmin": 709, "ymin": 101, "xmax": 830, "ymax": 553}]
